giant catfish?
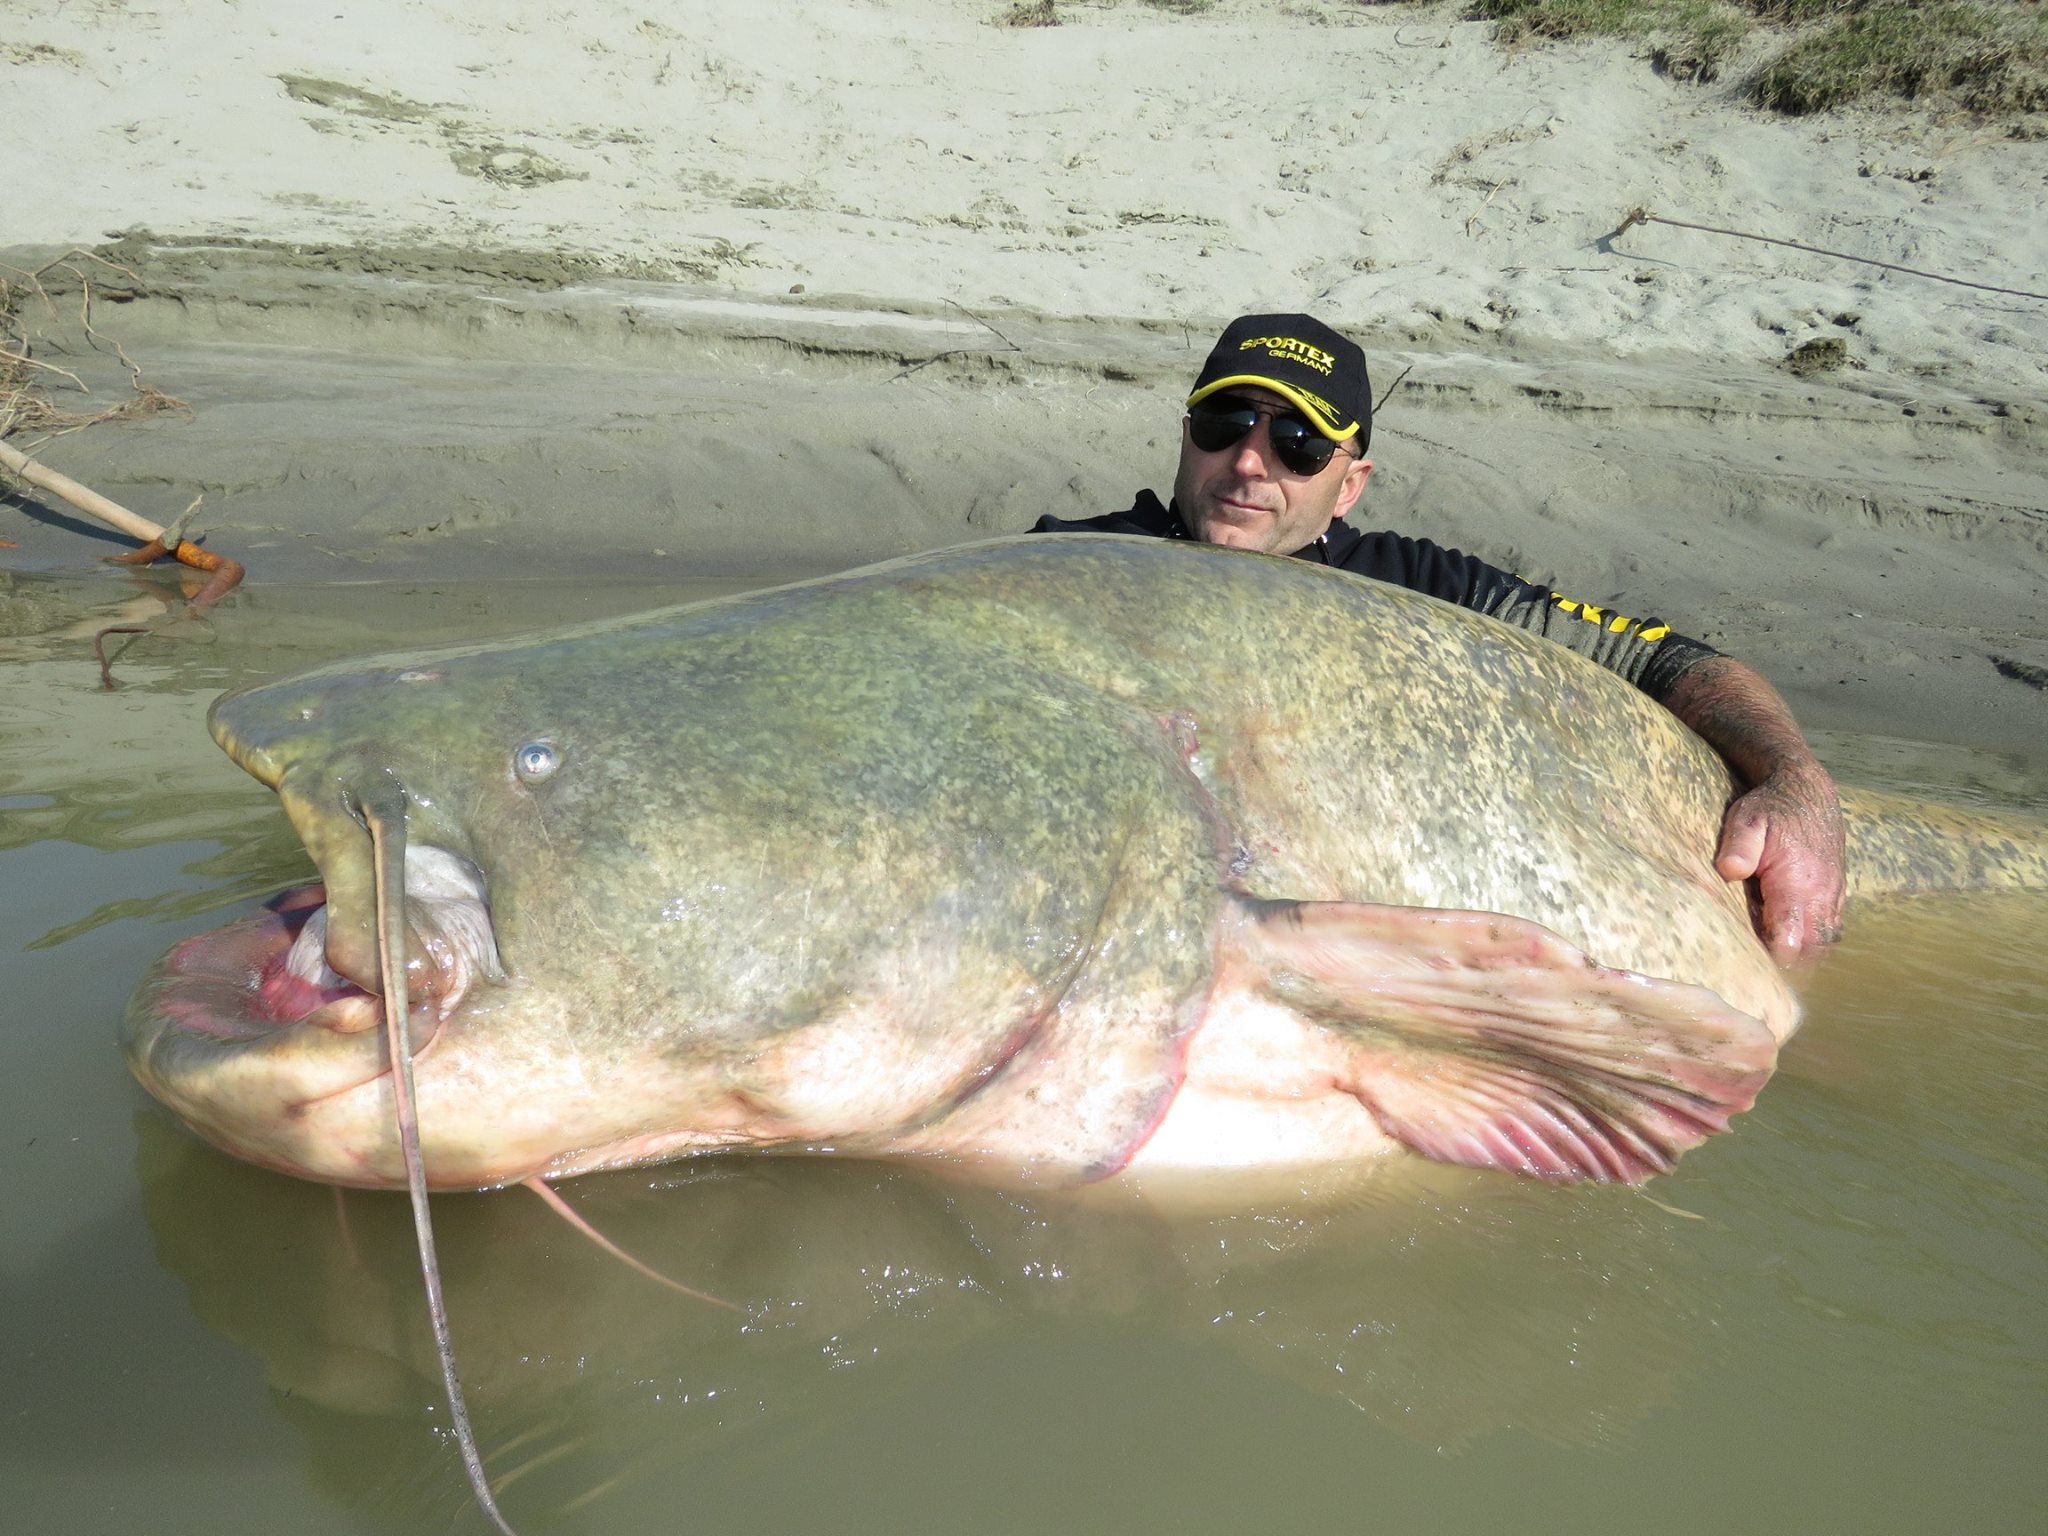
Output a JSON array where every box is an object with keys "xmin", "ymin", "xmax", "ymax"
[{"xmin": 123, "ymin": 535, "xmax": 2048, "ymax": 1192}]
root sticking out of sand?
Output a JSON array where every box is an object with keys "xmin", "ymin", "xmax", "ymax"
[{"xmin": 2, "ymin": 250, "xmax": 188, "ymax": 437}]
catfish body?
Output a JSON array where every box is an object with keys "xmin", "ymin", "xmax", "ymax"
[{"xmin": 133, "ymin": 535, "xmax": 1958, "ymax": 1189}]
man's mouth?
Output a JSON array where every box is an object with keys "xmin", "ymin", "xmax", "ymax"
[{"xmin": 1211, "ymin": 490, "xmax": 1275, "ymax": 518}]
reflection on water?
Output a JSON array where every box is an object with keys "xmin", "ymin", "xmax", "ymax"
[
  {"xmin": 2, "ymin": 569, "xmax": 2045, "ymax": 1535},
  {"xmin": 132, "ymin": 1119, "xmax": 1717, "ymax": 1527}
]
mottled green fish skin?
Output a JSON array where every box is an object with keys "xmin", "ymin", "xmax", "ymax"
[
  {"xmin": 179, "ymin": 535, "xmax": 2040, "ymax": 1182},
  {"xmin": 1841, "ymin": 787, "xmax": 2048, "ymax": 897}
]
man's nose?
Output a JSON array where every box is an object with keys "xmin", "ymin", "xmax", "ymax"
[{"xmin": 1230, "ymin": 419, "xmax": 1275, "ymax": 476}]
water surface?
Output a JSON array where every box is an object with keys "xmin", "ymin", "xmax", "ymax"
[{"xmin": 3, "ymin": 568, "xmax": 2043, "ymax": 1535}]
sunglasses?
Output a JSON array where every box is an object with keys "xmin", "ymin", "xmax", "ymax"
[{"xmin": 1187, "ymin": 397, "xmax": 1356, "ymax": 477}]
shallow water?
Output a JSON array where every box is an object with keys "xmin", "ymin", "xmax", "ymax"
[{"xmin": 3, "ymin": 568, "xmax": 2044, "ymax": 1536}]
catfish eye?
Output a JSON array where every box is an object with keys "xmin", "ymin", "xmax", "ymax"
[{"xmin": 514, "ymin": 741, "xmax": 560, "ymax": 784}]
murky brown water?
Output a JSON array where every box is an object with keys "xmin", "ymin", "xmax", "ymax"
[{"xmin": 4, "ymin": 568, "xmax": 2044, "ymax": 1536}]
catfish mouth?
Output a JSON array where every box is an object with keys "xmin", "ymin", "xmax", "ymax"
[
  {"xmin": 175, "ymin": 883, "xmax": 385, "ymax": 1042},
  {"xmin": 122, "ymin": 844, "xmax": 505, "ymax": 1184},
  {"xmin": 163, "ymin": 847, "xmax": 500, "ymax": 1041}
]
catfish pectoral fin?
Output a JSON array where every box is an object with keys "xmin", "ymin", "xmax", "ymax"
[{"xmin": 1240, "ymin": 899, "xmax": 1784, "ymax": 1184}]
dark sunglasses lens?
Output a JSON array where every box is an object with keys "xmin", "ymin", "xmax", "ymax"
[
  {"xmin": 1266, "ymin": 418, "xmax": 1337, "ymax": 476},
  {"xmin": 1188, "ymin": 406, "xmax": 1258, "ymax": 454}
]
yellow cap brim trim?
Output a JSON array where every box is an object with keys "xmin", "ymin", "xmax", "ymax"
[{"xmin": 1186, "ymin": 375, "xmax": 1359, "ymax": 442}]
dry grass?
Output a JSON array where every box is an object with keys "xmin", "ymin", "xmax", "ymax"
[
  {"xmin": 1469, "ymin": 0, "xmax": 2048, "ymax": 117},
  {"xmin": 1752, "ymin": 1, "xmax": 2048, "ymax": 115},
  {"xmin": 995, "ymin": 1, "xmax": 1060, "ymax": 26}
]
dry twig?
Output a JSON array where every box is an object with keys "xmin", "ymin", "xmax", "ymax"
[{"xmin": 1, "ymin": 249, "xmax": 188, "ymax": 441}]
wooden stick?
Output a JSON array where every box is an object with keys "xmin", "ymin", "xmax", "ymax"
[
  {"xmin": 0, "ymin": 437, "xmax": 169, "ymax": 546},
  {"xmin": 3, "ymin": 440, "xmax": 246, "ymax": 616}
]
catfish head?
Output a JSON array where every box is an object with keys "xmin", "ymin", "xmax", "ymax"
[
  {"xmin": 123, "ymin": 633, "xmax": 707, "ymax": 1188},
  {"xmin": 120, "ymin": 590, "xmax": 1196, "ymax": 1191},
  {"xmin": 125, "ymin": 608, "xmax": 853, "ymax": 1187}
]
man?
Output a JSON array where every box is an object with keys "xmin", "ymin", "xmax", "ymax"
[{"xmin": 1032, "ymin": 313, "xmax": 1845, "ymax": 962}]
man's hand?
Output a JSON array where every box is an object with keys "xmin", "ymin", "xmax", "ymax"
[
  {"xmin": 1661, "ymin": 657, "xmax": 1848, "ymax": 964},
  {"xmin": 1713, "ymin": 761, "xmax": 1846, "ymax": 963}
]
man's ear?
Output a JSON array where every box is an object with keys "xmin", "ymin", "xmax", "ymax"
[{"xmin": 1334, "ymin": 457, "xmax": 1373, "ymax": 519}]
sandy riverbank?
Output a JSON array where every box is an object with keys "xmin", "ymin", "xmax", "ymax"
[{"xmin": 3, "ymin": 0, "xmax": 2045, "ymax": 759}]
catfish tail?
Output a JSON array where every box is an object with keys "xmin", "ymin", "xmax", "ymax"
[{"xmin": 1841, "ymin": 787, "xmax": 2048, "ymax": 900}]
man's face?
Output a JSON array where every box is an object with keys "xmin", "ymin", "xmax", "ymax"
[{"xmin": 1172, "ymin": 385, "xmax": 1372, "ymax": 555}]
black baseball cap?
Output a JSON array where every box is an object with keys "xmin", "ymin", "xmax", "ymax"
[{"xmin": 1186, "ymin": 313, "xmax": 1371, "ymax": 451}]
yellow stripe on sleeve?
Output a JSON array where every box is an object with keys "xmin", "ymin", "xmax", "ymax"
[{"xmin": 1550, "ymin": 592, "xmax": 1668, "ymax": 644}]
